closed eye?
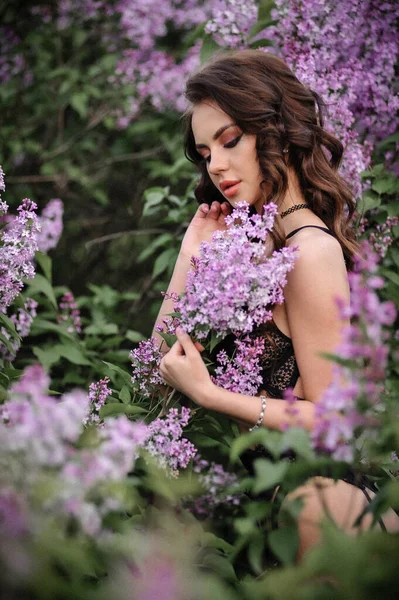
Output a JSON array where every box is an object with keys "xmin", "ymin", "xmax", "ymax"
[{"xmin": 202, "ymin": 134, "xmax": 243, "ymax": 164}]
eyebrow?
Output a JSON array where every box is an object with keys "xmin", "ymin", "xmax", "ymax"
[{"xmin": 195, "ymin": 123, "xmax": 236, "ymax": 150}]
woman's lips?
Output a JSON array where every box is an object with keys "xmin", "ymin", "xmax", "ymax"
[{"xmin": 222, "ymin": 182, "xmax": 241, "ymax": 198}]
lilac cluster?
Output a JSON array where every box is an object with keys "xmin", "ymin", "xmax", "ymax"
[
  {"xmin": 0, "ymin": 298, "xmax": 38, "ymax": 361},
  {"xmin": 36, "ymin": 199, "xmax": 64, "ymax": 253},
  {"xmin": 367, "ymin": 216, "xmax": 398, "ymax": 258},
  {"xmin": 212, "ymin": 336, "xmax": 264, "ymax": 396},
  {"xmin": 144, "ymin": 407, "xmax": 197, "ymax": 477},
  {"xmin": 205, "ymin": 0, "xmax": 258, "ymax": 47},
  {"xmin": 57, "ymin": 291, "xmax": 82, "ymax": 334},
  {"xmin": 269, "ymin": 0, "xmax": 399, "ymax": 198},
  {"xmin": 0, "ymin": 195, "xmax": 40, "ymax": 311},
  {"xmin": 0, "ymin": 27, "xmax": 26, "ymax": 85},
  {"xmin": 112, "ymin": 44, "xmax": 201, "ymax": 127},
  {"xmin": 187, "ymin": 455, "xmax": 241, "ymax": 518},
  {"xmin": 312, "ymin": 242, "xmax": 397, "ymax": 461},
  {"xmin": 84, "ymin": 376, "xmax": 112, "ymax": 426},
  {"xmin": 176, "ymin": 202, "xmax": 297, "ymax": 339},
  {"xmin": 130, "ymin": 337, "xmax": 164, "ymax": 397},
  {"xmin": 0, "ymin": 364, "xmax": 147, "ymax": 538}
]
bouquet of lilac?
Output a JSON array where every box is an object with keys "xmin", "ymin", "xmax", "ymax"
[
  {"xmin": 132, "ymin": 201, "xmax": 297, "ymax": 400},
  {"xmin": 175, "ymin": 202, "xmax": 297, "ymax": 340}
]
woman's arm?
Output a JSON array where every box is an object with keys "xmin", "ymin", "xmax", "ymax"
[
  {"xmin": 159, "ymin": 233, "xmax": 350, "ymax": 432},
  {"xmin": 152, "ymin": 201, "xmax": 231, "ymax": 348}
]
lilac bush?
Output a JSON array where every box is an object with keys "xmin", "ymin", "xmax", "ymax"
[
  {"xmin": 84, "ymin": 376, "xmax": 113, "ymax": 425},
  {"xmin": 0, "ymin": 364, "xmax": 148, "ymax": 538},
  {"xmin": 312, "ymin": 242, "xmax": 397, "ymax": 461},
  {"xmin": 269, "ymin": 0, "xmax": 399, "ymax": 197}
]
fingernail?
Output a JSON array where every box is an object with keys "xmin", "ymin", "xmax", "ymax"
[
  {"xmin": 176, "ymin": 326, "xmax": 185, "ymax": 335},
  {"xmin": 202, "ymin": 204, "xmax": 209, "ymax": 212}
]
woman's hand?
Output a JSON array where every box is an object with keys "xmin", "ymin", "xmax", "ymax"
[
  {"xmin": 180, "ymin": 201, "xmax": 231, "ymax": 258},
  {"xmin": 159, "ymin": 328, "xmax": 214, "ymax": 407}
]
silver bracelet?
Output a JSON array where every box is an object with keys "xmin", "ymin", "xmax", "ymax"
[{"xmin": 249, "ymin": 394, "xmax": 267, "ymax": 432}]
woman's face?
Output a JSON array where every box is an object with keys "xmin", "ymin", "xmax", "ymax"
[{"xmin": 191, "ymin": 101, "xmax": 265, "ymax": 211}]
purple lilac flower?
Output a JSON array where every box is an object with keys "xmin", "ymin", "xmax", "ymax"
[
  {"xmin": 212, "ymin": 336, "xmax": 264, "ymax": 396},
  {"xmin": 0, "ymin": 298, "xmax": 38, "ymax": 361},
  {"xmin": 36, "ymin": 199, "xmax": 64, "ymax": 253},
  {"xmin": 0, "ymin": 196, "xmax": 40, "ymax": 311},
  {"xmin": 144, "ymin": 407, "xmax": 197, "ymax": 477},
  {"xmin": 57, "ymin": 291, "xmax": 82, "ymax": 334},
  {"xmin": 0, "ymin": 27, "xmax": 26, "ymax": 84},
  {"xmin": 368, "ymin": 216, "xmax": 398, "ymax": 258},
  {"xmin": 269, "ymin": 0, "xmax": 399, "ymax": 198},
  {"xmin": 130, "ymin": 337, "xmax": 164, "ymax": 397},
  {"xmin": 312, "ymin": 242, "xmax": 397, "ymax": 461},
  {"xmin": 0, "ymin": 363, "xmax": 148, "ymax": 539},
  {"xmin": 176, "ymin": 202, "xmax": 297, "ymax": 339},
  {"xmin": 205, "ymin": 0, "xmax": 258, "ymax": 47},
  {"xmin": 187, "ymin": 455, "xmax": 241, "ymax": 518},
  {"xmin": 84, "ymin": 377, "xmax": 112, "ymax": 425}
]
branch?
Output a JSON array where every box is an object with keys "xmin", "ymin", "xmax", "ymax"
[{"xmin": 85, "ymin": 228, "xmax": 167, "ymax": 249}]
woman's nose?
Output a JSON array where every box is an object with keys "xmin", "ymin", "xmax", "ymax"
[{"xmin": 208, "ymin": 150, "xmax": 228, "ymax": 175}]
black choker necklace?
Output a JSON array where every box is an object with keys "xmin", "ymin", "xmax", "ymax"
[{"xmin": 280, "ymin": 203, "xmax": 309, "ymax": 219}]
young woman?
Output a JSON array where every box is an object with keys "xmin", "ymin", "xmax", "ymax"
[{"xmin": 153, "ymin": 50, "xmax": 398, "ymax": 558}]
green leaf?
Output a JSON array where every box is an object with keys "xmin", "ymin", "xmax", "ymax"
[
  {"xmin": 27, "ymin": 273, "xmax": 57, "ymax": 308},
  {"xmin": 372, "ymin": 177, "xmax": 395, "ymax": 195},
  {"xmin": 99, "ymin": 403, "xmax": 147, "ymax": 418},
  {"xmin": 142, "ymin": 187, "xmax": 168, "ymax": 217},
  {"xmin": 159, "ymin": 332, "xmax": 177, "ymax": 348},
  {"xmin": 249, "ymin": 17, "xmax": 277, "ymax": 39},
  {"xmin": 200, "ymin": 552, "xmax": 237, "ymax": 582},
  {"xmin": 136, "ymin": 233, "xmax": 173, "ymax": 263},
  {"xmin": 249, "ymin": 38, "xmax": 274, "ymax": 49},
  {"xmin": 0, "ymin": 331, "xmax": 17, "ymax": 354},
  {"xmin": 268, "ymin": 525, "xmax": 299, "ymax": 565},
  {"xmin": 200, "ymin": 35, "xmax": 221, "ymax": 65},
  {"xmin": 35, "ymin": 251, "xmax": 52, "ymax": 281},
  {"xmin": 152, "ymin": 248, "xmax": 177, "ymax": 278},
  {"xmin": 357, "ymin": 191, "xmax": 381, "ymax": 214},
  {"xmin": 103, "ymin": 361, "xmax": 133, "ymax": 386},
  {"xmin": 209, "ymin": 330, "xmax": 224, "ymax": 353},
  {"xmin": 31, "ymin": 319, "xmax": 76, "ymax": 341},
  {"xmin": 280, "ymin": 428, "xmax": 314, "ymax": 460},
  {"xmin": 125, "ymin": 330, "xmax": 145, "ymax": 343},
  {"xmin": 381, "ymin": 268, "xmax": 399, "ymax": 287},
  {"xmin": 70, "ymin": 93, "xmax": 88, "ymax": 118},
  {"xmin": 253, "ymin": 459, "xmax": 288, "ymax": 493},
  {"xmin": 119, "ymin": 386, "xmax": 131, "ymax": 404},
  {"xmin": 0, "ymin": 312, "xmax": 19, "ymax": 340},
  {"xmin": 33, "ymin": 345, "xmax": 61, "ymax": 370},
  {"xmin": 55, "ymin": 344, "xmax": 91, "ymax": 365}
]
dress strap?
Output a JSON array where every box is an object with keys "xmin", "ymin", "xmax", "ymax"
[{"xmin": 286, "ymin": 225, "xmax": 335, "ymax": 240}]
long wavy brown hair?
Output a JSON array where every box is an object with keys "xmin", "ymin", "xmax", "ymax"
[{"xmin": 183, "ymin": 49, "xmax": 359, "ymax": 269}]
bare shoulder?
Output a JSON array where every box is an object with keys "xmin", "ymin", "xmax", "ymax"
[
  {"xmin": 285, "ymin": 229, "xmax": 349, "ymax": 299},
  {"xmin": 286, "ymin": 228, "xmax": 346, "ymax": 272}
]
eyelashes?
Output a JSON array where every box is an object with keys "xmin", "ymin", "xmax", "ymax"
[{"xmin": 201, "ymin": 134, "xmax": 243, "ymax": 164}]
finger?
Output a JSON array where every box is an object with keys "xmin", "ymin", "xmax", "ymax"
[
  {"xmin": 195, "ymin": 204, "xmax": 210, "ymax": 219},
  {"xmin": 208, "ymin": 201, "xmax": 221, "ymax": 220},
  {"xmin": 168, "ymin": 339, "xmax": 185, "ymax": 357},
  {"xmin": 175, "ymin": 326, "xmax": 198, "ymax": 358},
  {"xmin": 220, "ymin": 202, "xmax": 231, "ymax": 216},
  {"xmin": 194, "ymin": 341, "xmax": 205, "ymax": 352}
]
